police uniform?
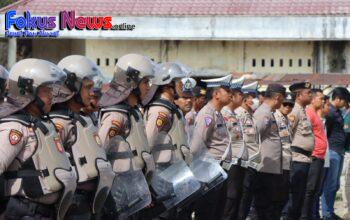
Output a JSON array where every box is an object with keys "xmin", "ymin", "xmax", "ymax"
[
  {"xmin": 234, "ymin": 108, "xmax": 260, "ymax": 219},
  {"xmin": 190, "ymin": 75, "xmax": 232, "ymax": 220},
  {"xmin": 252, "ymin": 84, "xmax": 286, "ymax": 220},
  {"xmin": 285, "ymin": 82, "xmax": 315, "ymax": 220},
  {"xmin": 0, "ymin": 59, "xmax": 77, "ymax": 220},
  {"xmin": 274, "ymin": 108, "xmax": 293, "ymax": 218},
  {"xmin": 220, "ymin": 76, "xmax": 248, "ymax": 220}
]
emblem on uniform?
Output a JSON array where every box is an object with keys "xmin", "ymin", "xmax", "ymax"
[
  {"xmin": 108, "ymin": 127, "xmax": 118, "ymax": 138},
  {"xmin": 156, "ymin": 112, "xmax": 168, "ymax": 128},
  {"xmin": 288, "ymin": 114, "xmax": 295, "ymax": 122},
  {"xmin": 9, "ymin": 129, "xmax": 23, "ymax": 145},
  {"xmin": 184, "ymin": 79, "xmax": 192, "ymax": 90},
  {"xmin": 94, "ymin": 133, "xmax": 102, "ymax": 146},
  {"xmin": 204, "ymin": 117, "xmax": 212, "ymax": 127},
  {"xmin": 54, "ymin": 137, "xmax": 64, "ymax": 153},
  {"xmin": 111, "ymin": 120, "xmax": 122, "ymax": 129},
  {"xmin": 55, "ymin": 122, "xmax": 64, "ymax": 132}
]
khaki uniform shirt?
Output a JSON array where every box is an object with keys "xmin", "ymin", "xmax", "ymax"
[
  {"xmin": 254, "ymin": 103, "xmax": 282, "ymax": 174},
  {"xmin": 288, "ymin": 102, "xmax": 315, "ymax": 163},
  {"xmin": 190, "ymin": 102, "xmax": 231, "ymax": 162},
  {"xmin": 221, "ymin": 106, "xmax": 247, "ymax": 161},
  {"xmin": 144, "ymin": 103, "xmax": 174, "ymax": 163},
  {"xmin": 235, "ymin": 106, "xmax": 260, "ymax": 168},
  {"xmin": 274, "ymin": 110, "xmax": 292, "ymax": 170}
]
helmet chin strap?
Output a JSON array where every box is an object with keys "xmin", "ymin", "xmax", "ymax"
[{"xmin": 33, "ymin": 96, "xmax": 46, "ymax": 115}]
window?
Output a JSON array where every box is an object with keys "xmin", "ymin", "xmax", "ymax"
[
  {"xmin": 261, "ymin": 59, "xmax": 265, "ymax": 67},
  {"xmin": 106, "ymin": 58, "xmax": 109, "ymax": 66},
  {"xmin": 289, "ymin": 59, "xmax": 293, "ymax": 67},
  {"xmin": 270, "ymin": 59, "xmax": 274, "ymax": 67},
  {"xmin": 308, "ymin": 59, "xmax": 312, "ymax": 67},
  {"xmin": 96, "ymin": 58, "xmax": 100, "ymax": 66},
  {"xmin": 280, "ymin": 59, "xmax": 283, "ymax": 67},
  {"xmin": 252, "ymin": 59, "xmax": 256, "ymax": 67},
  {"xmin": 298, "ymin": 59, "xmax": 302, "ymax": 67}
]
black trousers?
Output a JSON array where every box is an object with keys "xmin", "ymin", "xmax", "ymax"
[
  {"xmin": 193, "ymin": 176, "xmax": 227, "ymax": 220},
  {"xmin": 237, "ymin": 167, "xmax": 259, "ymax": 220},
  {"xmin": 222, "ymin": 165, "xmax": 246, "ymax": 220},
  {"xmin": 300, "ymin": 157, "xmax": 325, "ymax": 220},
  {"xmin": 272, "ymin": 170, "xmax": 290, "ymax": 219},
  {"xmin": 253, "ymin": 172, "xmax": 283, "ymax": 220},
  {"xmin": 286, "ymin": 161, "xmax": 311, "ymax": 220}
]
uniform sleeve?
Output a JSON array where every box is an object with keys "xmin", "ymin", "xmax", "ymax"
[
  {"xmin": 288, "ymin": 109, "xmax": 300, "ymax": 132},
  {"xmin": 305, "ymin": 108, "xmax": 316, "ymax": 129},
  {"xmin": 98, "ymin": 112, "xmax": 128, "ymax": 151},
  {"xmin": 0, "ymin": 123, "xmax": 25, "ymax": 174},
  {"xmin": 254, "ymin": 110, "xmax": 270, "ymax": 136},
  {"xmin": 145, "ymin": 107, "xmax": 172, "ymax": 147},
  {"xmin": 190, "ymin": 113, "xmax": 215, "ymax": 155},
  {"xmin": 51, "ymin": 117, "xmax": 70, "ymax": 147}
]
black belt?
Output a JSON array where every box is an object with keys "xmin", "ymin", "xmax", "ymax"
[{"xmin": 291, "ymin": 146, "xmax": 312, "ymax": 157}]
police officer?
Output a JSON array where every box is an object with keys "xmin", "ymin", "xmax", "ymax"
[
  {"xmin": 253, "ymin": 83, "xmax": 286, "ymax": 220},
  {"xmin": 50, "ymin": 55, "xmax": 115, "ymax": 219},
  {"xmin": 285, "ymin": 82, "xmax": 314, "ymax": 220},
  {"xmin": 143, "ymin": 62, "xmax": 201, "ymax": 219},
  {"xmin": 220, "ymin": 76, "xmax": 246, "ymax": 220},
  {"xmin": 0, "ymin": 65, "xmax": 9, "ymax": 103},
  {"xmin": 274, "ymin": 94, "xmax": 294, "ymax": 219},
  {"xmin": 190, "ymin": 74, "xmax": 233, "ymax": 220},
  {"xmin": 174, "ymin": 77, "xmax": 196, "ymax": 115},
  {"xmin": 0, "ymin": 59, "xmax": 77, "ymax": 220},
  {"xmin": 98, "ymin": 53, "xmax": 155, "ymax": 218},
  {"xmin": 144, "ymin": 62, "xmax": 193, "ymax": 165},
  {"xmin": 185, "ymin": 86, "xmax": 206, "ymax": 144},
  {"xmin": 235, "ymin": 81, "xmax": 261, "ymax": 220}
]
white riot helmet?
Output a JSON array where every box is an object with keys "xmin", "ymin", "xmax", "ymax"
[
  {"xmin": 57, "ymin": 55, "xmax": 106, "ymax": 104},
  {"xmin": 5, "ymin": 59, "xmax": 67, "ymax": 116},
  {"xmin": 0, "ymin": 65, "xmax": 9, "ymax": 98},
  {"xmin": 142, "ymin": 62, "xmax": 187, "ymax": 106},
  {"xmin": 99, "ymin": 53, "xmax": 155, "ymax": 107}
]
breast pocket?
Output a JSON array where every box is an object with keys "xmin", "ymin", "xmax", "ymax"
[
  {"xmin": 216, "ymin": 123, "xmax": 228, "ymax": 137},
  {"xmin": 301, "ymin": 119, "xmax": 312, "ymax": 135}
]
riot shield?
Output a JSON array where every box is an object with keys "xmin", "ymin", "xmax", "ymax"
[
  {"xmin": 190, "ymin": 145, "xmax": 228, "ymax": 195},
  {"xmin": 148, "ymin": 132, "xmax": 201, "ymax": 212},
  {"xmin": 107, "ymin": 136, "xmax": 152, "ymax": 218}
]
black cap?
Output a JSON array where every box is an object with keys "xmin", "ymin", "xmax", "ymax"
[
  {"xmin": 192, "ymin": 86, "xmax": 206, "ymax": 97},
  {"xmin": 289, "ymin": 82, "xmax": 312, "ymax": 92},
  {"xmin": 283, "ymin": 93, "xmax": 294, "ymax": 104},
  {"xmin": 266, "ymin": 83, "xmax": 286, "ymax": 97}
]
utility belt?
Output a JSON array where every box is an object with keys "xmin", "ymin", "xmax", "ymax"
[
  {"xmin": 291, "ymin": 146, "xmax": 312, "ymax": 157},
  {"xmin": 5, "ymin": 197, "xmax": 54, "ymax": 218}
]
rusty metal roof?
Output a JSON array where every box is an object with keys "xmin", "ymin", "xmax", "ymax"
[{"xmin": 2, "ymin": 0, "xmax": 350, "ymax": 16}]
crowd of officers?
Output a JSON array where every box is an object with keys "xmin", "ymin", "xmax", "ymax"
[{"xmin": 0, "ymin": 53, "xmax": 348, "ymax": 220}]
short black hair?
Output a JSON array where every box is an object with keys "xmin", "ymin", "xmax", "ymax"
[
  {"xmin": 311, "ymin": 88, "xmax": 323, "ymax": 96},
  {"xmin": 332, "ymin": 87, "xmax": 350, "ymax": 101}
]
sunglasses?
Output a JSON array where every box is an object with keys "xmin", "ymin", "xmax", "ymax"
[{"xmin": 283, "ymin": 103, "xmax": 294, "ymax": 108}]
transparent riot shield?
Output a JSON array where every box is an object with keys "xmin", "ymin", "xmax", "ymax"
[
  {"xmin": 107, "ymin": 136, "xmax": 152, "ymax": 219},
  {"xmin": 190, "ymin": 144, "xmax": 228, "ymax": 195},
  {"xmin": 148, "ymin": 132, "xmax": 201, "ymax": 212}
]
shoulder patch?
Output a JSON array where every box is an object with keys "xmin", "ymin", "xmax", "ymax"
[
  {"xmin": 9, "ymin": 129, "xmax": 23, "ymax": 145},
  {"xmin": 108, "ymin": 127, "xmax": 119, "ymax": 138},
  {"xmin": 204, "ymin": 116, "xmax": 213, "ymax": 127},
  {"xmin": 111, "ymin": 120, "xmax": 122, "ymax": 129},
  {"xmin": 156, "ymin": 112, "xmax": 169, "ymax": 129},
  {"xmin": 55, "ymin": 122, "xmax": 64, "ymax": 131},
  {"xmin": 158, "ymin": 112, "xmax": 168, "ymax": 119}
]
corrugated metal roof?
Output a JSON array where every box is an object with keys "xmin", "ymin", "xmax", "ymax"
[{"xmin": 2, "ymin": 0, "xmax": 350, "ymax": 16}]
